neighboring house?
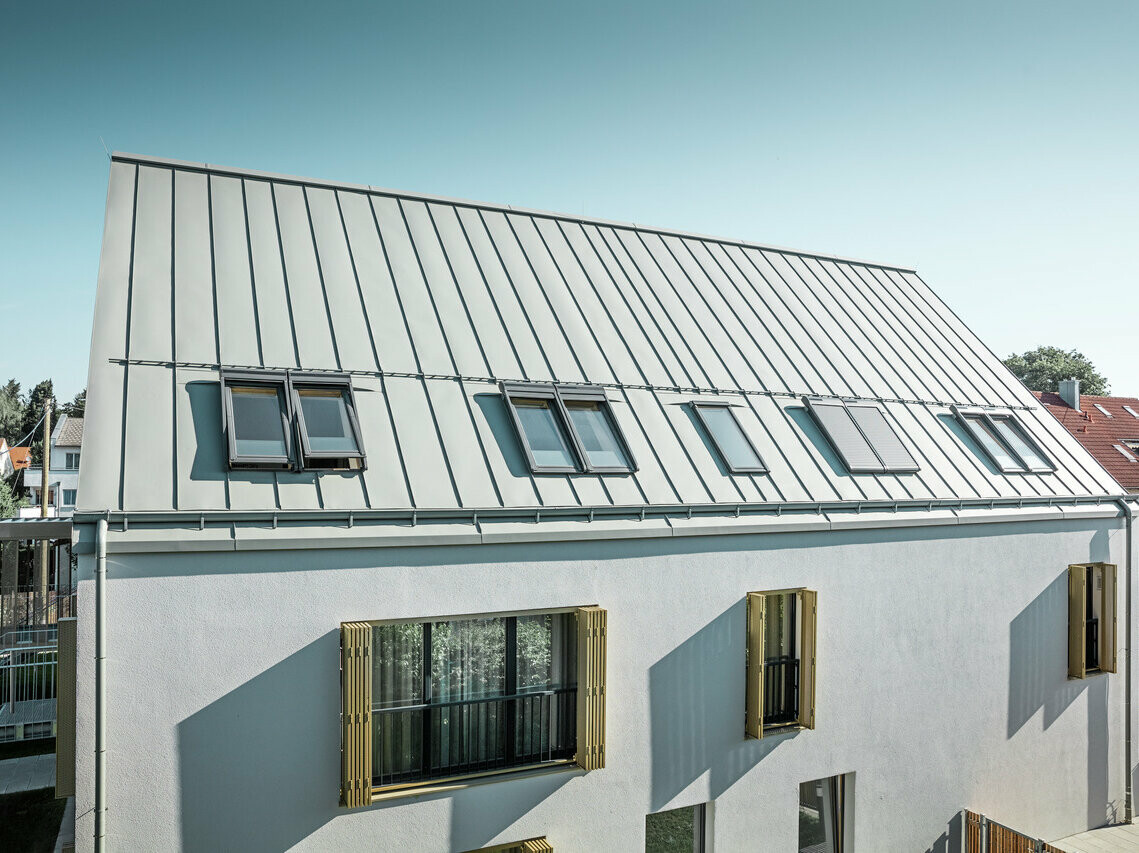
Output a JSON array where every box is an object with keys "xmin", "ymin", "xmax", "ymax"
[
  {"xmin": 1035, "ymin": 380, "xmax": 1139, "ymax": 494},
  {"xmin": 22, "ymin": 414, "xmax": 83, "ymax": 517},
  {"xmin": 0, "ymin": 439, "xmax": 31, "ymax": 479},
  {"xmin": 69, "ymin": 153, "xmax": 1136, "ymax": 853}
]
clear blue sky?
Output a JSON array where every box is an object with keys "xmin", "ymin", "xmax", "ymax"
[{"xmin": 2, "ymin": 0, "xmax": 1136, "ymax": 403}]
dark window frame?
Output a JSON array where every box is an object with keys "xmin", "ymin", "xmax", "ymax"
[
  {"xmin": 289, "ymin": 372, "xmax": 367, "ymax": 471},
  {"xmin": 502, "ymin": 382, "xmax": 637, "ymax": 475},
  {"xmin": 690, "ymin": 401, "xmax": 767, "ymax": 474},
  {"xmin": 954, "ymin": 406, "xmax": 1054, "ymax": 474},
  {"xmin": 803, "ymin": 397, "xmax": 919, "ymax": 474},
  {"xmin": 220, "ymin": 368, "xmax": 294, "ymax": 469}
]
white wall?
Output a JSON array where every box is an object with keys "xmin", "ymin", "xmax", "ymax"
[{"xmin": 73, "ymin": 516, "xmax": 1131, "ymax": 852}]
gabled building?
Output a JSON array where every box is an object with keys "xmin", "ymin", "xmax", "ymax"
[
  {"xmin": 69, "ymin": 153, "xmax": 1136, "ymax": 852},
  {"xmin": 1035, "ymin": 380, "xmax": 1139, "ymax": 494},
  {"xmin": 0, "ymin": 439, "xmax": 30, "ymax": 481},
  {"xmin": 22, "ymin": 414, "xmax": 83, "ymax": 517}
]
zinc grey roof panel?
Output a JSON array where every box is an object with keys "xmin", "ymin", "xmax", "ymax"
[
  {"xmin": 336, "ymin": 190, "xmax": 417, "ymax": 374},
  {"xmin": 272, "ymin": 183, "xmax": 338, "ymax": 369},
  {"xmin": 271, "ymin": 468, "xmax": 322, "ymax": 511},
  {"xmin": 226, "ymin": 467, "xmax": 278, "ymax": 511},
  {"xmin": 383, "ymin": 376, "xmax": 461, "ymax": 508},
  {"xmin": 607, "ymin": 389, "xmax": 682, "ymax": 506},
  {"xmin": 758, "ymin": 398, "xmax": 850, "ymax": 502},
  {"xmin": 429, "ymin": 204, "xmax": 522, "ymax": 379},
  {"xmin": 172, "ymin": 170, "xmax": 217, "ymax": 365},
  {"xmin": 355, "ymin": 377, "xmax": 412, "ymax": 509},
  {"xmin": 128, "ymin": 166, "xmax": 174, "ymax": 362},
  {"xmin": 454, "ymin": 205, "xmax": 551, "ymax": 381},
  {"xmin": 210, "ymin": 175, "xmax": 261, "ymax": 368},
  {"xmin": 659, "ymin": 400, "xmax": 748, "ymax": 504},
  {"xmin": 461, "ymin": 381, "xmax": 541, "ymax": 508},
  {"xmin": 122, "ymin": 365, "xmax": 174, "ymax": 510},
  {"xmin": 424, "ymin": 379, "xmax": 501, "ymax": 508},
  {"xmin": 622, "ymin": 389, "xmax": 710, "ymax": 504},
  {"xmin": 480, "ymin": 210, "xmax": 584, "ymax": 383},
  {"xmin": 304, "ymin": 187, "xmax": 380, "ymax": 373},
  {"xmin": 243, "ymin": 179, "xmax": 299, "ymax": 369},
  {"xmin": 175, "ymin": 369, "xmax": 229, "ymax": 511},
  {"xmin": 370, "ymin": 195, "xmax": 454, "ymax": 376}
]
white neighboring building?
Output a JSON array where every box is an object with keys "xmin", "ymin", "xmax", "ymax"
[
  {"xmin": 22, "ymin": 414, "xmax": 83, "ymax": 517},
  {"xmin": 69, "ymin": 153, "xmax": 1137, "ymax": 853}
]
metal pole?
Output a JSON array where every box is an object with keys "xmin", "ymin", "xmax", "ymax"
[
  {"xmin": 95, "ymin": 518, "xmax": 107, "ymax": 852},
  {"xmin": 1117, "ymin": 498, "xmax": 1135, "ymax": 823},
  {"xmin": 37, "ymin": 400, "xmax": 52, "ymax": 619}
]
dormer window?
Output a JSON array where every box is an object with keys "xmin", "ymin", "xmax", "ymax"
[
  {"xmin": 222, "ymin": 371, "xmax": 292, "ymax": 469},
  {"xmin": 292, "ymin": 375, "xmax": 365, "ymax": 470}
]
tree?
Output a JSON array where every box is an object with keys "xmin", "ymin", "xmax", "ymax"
[
  {"xmin": 0, "ymin": 476, "xmax": 25, "ymax": 518},
  {"xmin": 61, "ymin": 388, "xmax": 86, "ymax": 419},
  {"xmin": 1003, "ymin": 347, "xmax": 1109, "ymax": 396},
  {"xmin": 20, "ymin": 380, "xmax": 58, "ymax": 465},
  {"xmin": 0, "ymin": 379, "xmax": 22, "ymax": 441}
]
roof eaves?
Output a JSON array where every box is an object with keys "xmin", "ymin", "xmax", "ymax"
[{"xmin": 110, "ymin": 151, "xmax": 918, "ymax": 274}]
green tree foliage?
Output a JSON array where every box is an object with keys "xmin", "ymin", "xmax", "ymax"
[
  {"xmin": 0, "ymin": 476, "xmax": 25, "ymax": 518},
  {"xmin": 1003, "ymin": 346, "xmax": 1109, "ymax": 396},
  {"xmin": 61, "ymin": 389, "xmax": 86, "ymax": 418},
  {"xmin": 0, "ymin": 380, "xmax": 21, "ymax": 441}
]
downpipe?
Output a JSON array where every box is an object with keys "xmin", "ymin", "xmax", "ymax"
[
  {"xmin": 1118, "ymin": 498, "xmax": 1135, "ymax": 823},
  {"xmin": 95, "ymin": 518, "xmax": 107, "ymax": 852}
]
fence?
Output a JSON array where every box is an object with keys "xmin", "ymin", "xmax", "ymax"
[
  {"xmin": 764, "ymin": 655, "xmax": 800, "ymax": 726},
  {"xmin": 964, "ymin": 811, "xmax": 1066, "ymax": 853},
  {"xmin": 0, "ymin": 644, "xmax": 58, "ymax": 742},
  {"xmin": 1, "ymin": 585, "xmax": 76, "ymax": 650}
]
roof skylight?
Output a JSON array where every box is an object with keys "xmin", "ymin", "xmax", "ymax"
[
  {"xmin": 954, "ymin": 408, "xmax": 1054, "ymax": 474},
  {"xmin": 1094, "ymin": 403, "xmax": 1113, "ymax": 418},
  {"xmin": 1113, "ymin": 444, "xmax": 1138, "ymax": 462},
  {"xmin": 691, "ymin": 403, "xmax": 767, "ymax": 474},
  {"xmin": 1123, "ymin": 406, "xmax": 1139, "ymax": 419},
  {"xmin": 804, "ymin": 398, "xmax": 919, "ymax": 474}
]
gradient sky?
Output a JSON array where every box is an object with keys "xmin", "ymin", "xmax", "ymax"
[{"xmin": 2, "ymin": 1, "xmax": 1136, "ymax": 403}]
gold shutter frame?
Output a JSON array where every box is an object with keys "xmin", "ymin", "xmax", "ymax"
[
  {"xmin": 55, "ymin": 617, "xmax": 77, "ymax": 798},
  {"xmin": 1101, "ymin": 563, "xmax": 1118, "ymax": 674},
  {"xmin": 522, "ymin": 839, "xmax": 555, "ymax": 852},
  {"xmin": 1068, "ymin": 565, "xmax": 1087, "ymax": 680},
  {"xmin": 340, "ymin": 622, "xmax": 373, "ymax": 808},
  {"xmin": 745, "ymin": 592, "xmax": 766, "ymax": 739},
  {"xmin": 575, "ymin": 606, "xmax": 607, "ymax": 771},
  {"xmin": 798, "ymin": 589, "xmax": 817, "ymax": 730}
]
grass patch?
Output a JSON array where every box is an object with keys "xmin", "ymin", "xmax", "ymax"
[
  {"xmin": 0, "ymin": 737, "xmax": 55, "ymax": 761},
  {"xmin": 0, "ymin": 787, "xmax": 66, "ymax": 853},
  {"xmin": 646, "ymin": 806, "xmax": 695, "ymax": 852}
]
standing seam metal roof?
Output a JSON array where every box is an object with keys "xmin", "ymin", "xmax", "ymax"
[{"xmin": 77, "ymin": 153, "xmax": 1122, "ymax": 515}]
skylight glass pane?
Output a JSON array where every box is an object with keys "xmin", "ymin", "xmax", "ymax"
[
  {"xmin": 964, "ymin": 414, "xmax": 1020, "ymax": 471},
  {"xmin": 297, "ymin": 388, "xmax": 359, "ymax": 453},
  {"xmin": 514, "ymin": 399, "xmax": 576, "ymax": 468},
  {"xmin": 1114, "ymin": 444, "xmax": 1138, "ymax": 462},
  {"xmin": 847, "ymin": 404, "xmax": 918, "ymax": 472},
  {"xmin": 1123, "ymin": 406, "xmax": 1139, "ymax": 419},
  {"xmin": 1094, "ymin": 403, "xmax": 1113, "ymax": 418},
  {"xmin": 565, "ymin": 400, "xmax": 631, "ymax": 470},
  {"xmin": 697, "ymin": 405, "xmax": 764, "ymax": 471},
  {"xmin": 990, "ymin": 417, "xmax": 1049, "ymax": 470},
  {"xmin": 808, "ymin": 400, "xmax": 880, "ymax": 472},
  {"xmin": 231, "ymin": 386, "xmax": 287, "ymax": 457}
]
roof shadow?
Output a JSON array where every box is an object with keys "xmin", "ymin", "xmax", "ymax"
[
  {"xmin": 936, "ymin": 414, "xmax": 1002, "ymax": 476},
  {"xmin": 785, "ymin": 405, "xmax": 849, "ymax": 478},
  {"xmin": 472, "ymin": 392, "xmax": 531, "ymax": 479}
]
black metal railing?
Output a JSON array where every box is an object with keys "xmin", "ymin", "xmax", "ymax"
[
  {"xmin": 372, "ymin": 686, "xmax": 577, "ymax": 787},
  {"xmin": 1086, "ymin": 617, "xmax": 1099, "ymax": 670},
  {"xmin": 764, "ymin": 655, "xmax": 799, "ymax": 726}
]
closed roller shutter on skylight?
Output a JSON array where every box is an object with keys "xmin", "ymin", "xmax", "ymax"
[
  {"xmin": 806, "ymin": 399, "xmax": 882, "ymax": 473},
  {"xmin": 847, "ymin": 404, "xmax": 919, "ymax": 472}
]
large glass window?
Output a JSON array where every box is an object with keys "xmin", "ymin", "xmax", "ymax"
[
  {"xmin": 692, "ymin": 403, "xmax": 766, "ymax": 473},
  {"xmin": 746, "ymin": 588, "xmax": 817, "ymax": 738},
  {"xmin": 224, "ymin": 378, "xmax": 291, "ymax": 467},
  {"xmin": 371, "ymin": 611, "xmax": 578, "ymax": 790},
  {"xmin": 513, "ymin": 399, "xmax": 577, "ymax": 470},
  {"xmin": 503, "ymin": 384, "xmax": 635, "ymax": 474},
  {"xmin": 292, "ymin": 377, "xmax": 365, "ymax": 470},
  {"xmin": 645, "ymin": 804, "xmax": 707, "ymax": 853},
  {"xmin": 565, "ymin": 400, "xmax": 632, "ymax": 471},
  {"xmin": 799, "ymin": 775, "xmax": 848, "ymax": 853}
]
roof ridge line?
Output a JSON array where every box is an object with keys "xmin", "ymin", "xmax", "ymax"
[{"xmin": 110, "ymin": 150, "xmax": 918, "ymax": 274}]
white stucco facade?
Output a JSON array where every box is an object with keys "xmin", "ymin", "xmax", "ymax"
[{"xmin": 71, "ymin": 510, "xmax": 1134, "ymax": 852}]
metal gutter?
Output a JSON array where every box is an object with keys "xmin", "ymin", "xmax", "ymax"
[
  {"xmin": 109, "ymin": 151, "xmax": 918, "ymax": 274},
  {"xmin": 94, "ymin": 518, "xmax": 107, "ymax": 853},
  {"xmin": 1117, "ymin": 498, "xmax": 1135, "ymax": 822}
]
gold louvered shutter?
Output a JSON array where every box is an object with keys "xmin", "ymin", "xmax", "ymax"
[
  {"xmin": 797, "ymin": 589, "xmax": 817, "ymax": 730},
  {"xmin": 745, "ymin": 592, "xmax": 766, "ymax": 739},
  {"xmin": 575, "ymin": 606, "xmax": 607, "ymax": 771},
  {"xmin": 1068, "ymin": 565, "xmax": 1087, "ymax": 680},
  {"xmin": 1101, "ymin": 563, "xmax": 1117, "ymax": 674},
  {"xmin": 521, "ymin": 839, "xmax": 554, "ymax": 852},
  {"xmin": 340, "ymin": 622, "xmax": 373, "ymax": 808}
]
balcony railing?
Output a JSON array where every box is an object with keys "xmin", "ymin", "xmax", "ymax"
[
  {"xmin": 372, "ymin": 686, "xmax": 577, "ymax": 788},
  {"xmin": 0, "ymin": 644, "xmax": 57, "ymax": 742},
  {"xmin": 764, "ymin": 655, "xmax": 799, "ymax": 726},
  {"xmin": 1087, "ymin": 617, "xmax": 1100, "ymax": 670}
]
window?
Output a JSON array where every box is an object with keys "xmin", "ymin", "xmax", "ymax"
[
  {"xmin": 340, "ymin": 605, "xmax": 607, "ymax": 805},
  {"xmin": 1123, "ymin": 405, "xmax": 1139, "ymax": 419},
  {"xmin": 65, "ymin": 452, "xmax": 80, "ymax": 470},
  {"xmin": 646, "ymin": 804, "xmax": 707, "ymax": 853},
  {"xmin": 62, "ymin": 489, "xmax": 77, "ymax": 506},
  {"xmin": 1093, "ymin": 403, "xmax": 1113, "ymax": 418},
  {"xmin": 746, "ymin": 588, "xmax": 817, "ymax": 738},
  {"xmin": 503, "ymin": 383, "xmax": 635, "ymax": 474},
  {"xmin": 1114, "ymin": 444, "xmax": 1138, "ymax": 462},
  {"xmin": 691, "ymin": 403, "xmax": 766, "ymax": 474},
  {"xmin": 799, "ymin": 775, "xmax": 849, "ymax": 853},
  {"xmin": 220, "ymin": 369, "xmax": 366, "ymax": 471},
  {"xmin": 221, "ymin": 370, "xmax": 292, "ymax": 469},
  {"xmin": 954, "ymin": 408, "xmax": 1054, "ymax": 473},
  {"xmin": 1068, "ymin": 563, "xmax": 1117, "ymax": 679},
  {"xmin": 804, "ymin": 398, "xmax": 918, "ymax": 474},
  {"xmin": 291, "ymin": 375, "xmax": 365, "ymax": 470}
]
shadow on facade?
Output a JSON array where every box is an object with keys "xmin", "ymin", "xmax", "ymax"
[
  {"xmin": 447, "ymin": 770, "xmax": 573, "ymax": 851},
  {"xmin": 648, "ymin": 600, "xmax": 786, "ymax": 811},
  {"xmin": 176, "ymin": 631, "xmax": 339, "ymax": 852},
  {"xmin": 922, "ymin": 811, "xmax": 963, "ymax": 853}
]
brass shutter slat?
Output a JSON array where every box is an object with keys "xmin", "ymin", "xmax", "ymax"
[
  {"xmin": 745, "ymin": 592, "xmax": 766, "ymax": 739},
  {"xmin": 575, "ymin": 606, "xmax": 607, "ymax": 771},
  {"xmin": 1102, "ymin": 563, "xmax": 1118, "ymax": 674},
  {"xmin": 1068, "ymin": 565, "xmax": 1087, "ymax": 680},
  {"xmin": 55, "ymin": 617, "xmax": 77, "ymax": 798},
  {"xmin": 522, "ymin": 839, "xmax": 555, "ymax": 852},
  {"xmin": 798, "ymin": 589, "xmax": 817, "ymax": 730},
  {"xmin": 340, "ymin": 621, "xmax": 373, "ymax": 807}
]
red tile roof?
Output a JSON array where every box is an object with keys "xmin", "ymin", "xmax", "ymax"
[
  {"xmin": 8, "ymin": 446, "xmax": 30, "ymax": 470},
  {"xmin": 1034, "ymin": 391, "xmax": 1139, "ymax": 491}
]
